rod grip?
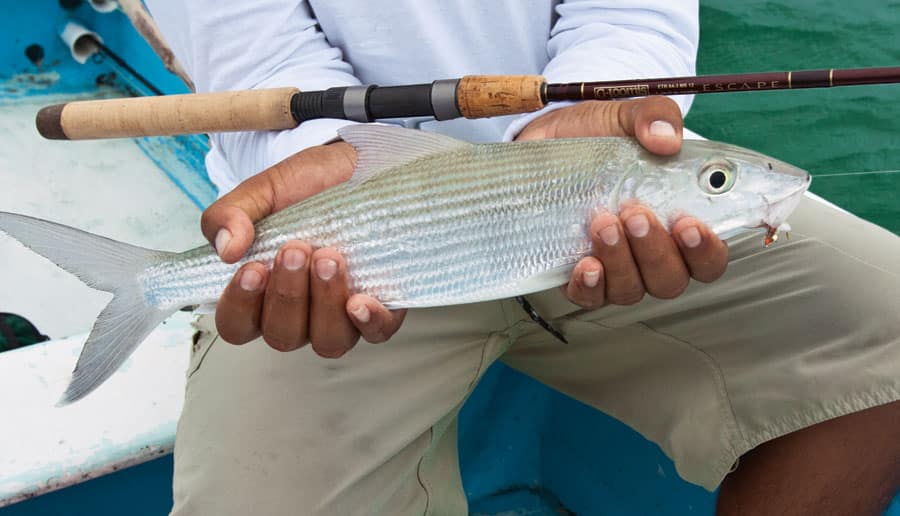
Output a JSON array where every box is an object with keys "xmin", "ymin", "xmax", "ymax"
[
  {"xmin": 36, "ymin": 88, "xmax": 299, "ymax": 140},
  {"xmin": 456, "ymin": 75, "xmax": 545, "ymax": 118}
]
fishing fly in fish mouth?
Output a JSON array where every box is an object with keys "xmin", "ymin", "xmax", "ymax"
[{"xmin": 0, "ymin": 125, "xmax": 810, "ymax": 403}]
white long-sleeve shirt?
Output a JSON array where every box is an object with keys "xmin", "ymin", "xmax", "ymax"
[{"xmin": 145, "ymin": 1, "xmax": 698, "ymax": 194}]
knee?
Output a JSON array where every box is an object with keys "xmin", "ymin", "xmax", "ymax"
[{"xmin": 717, "ymin": 400, "xmax": 900, "ymax": 516}]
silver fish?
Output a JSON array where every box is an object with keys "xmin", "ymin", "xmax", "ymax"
[{"xmin": 0, "ymin": 125, "xmax": 810, "ymax": 403}]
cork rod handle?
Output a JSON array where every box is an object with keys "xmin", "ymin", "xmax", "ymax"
[
  {"xmin": 36, "ymin": 88, "xmax": 299, "ymax": 140},
  {"xmin": 456, "ymin": 75, "xmax": 546, "ymax": 119}
]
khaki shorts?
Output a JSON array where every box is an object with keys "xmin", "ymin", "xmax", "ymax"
[{"xmin": 171, "ymin": 195, "xmax": 900, "ymax": 516}]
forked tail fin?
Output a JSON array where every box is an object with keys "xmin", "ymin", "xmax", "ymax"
[{"xmin": 0, "ymin": 211, "xmax": 178, "ymax": 404}]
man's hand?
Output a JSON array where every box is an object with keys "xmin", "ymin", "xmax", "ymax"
[
  {"xmin": 201, "ymin": 142, "xmax": 406, "ymax": 357},
  {"xmin": 517, "ymin": 97, "xmax": 729, "ymax": 309}
]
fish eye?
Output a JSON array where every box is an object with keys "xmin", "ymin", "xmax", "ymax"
[
  {"xmin": 709, "ymin": 170, "xmax": 727, "ymax": 188},
  {"xmin": 699, "ymin": 163, "xmax": 736, "ymax": 195}
]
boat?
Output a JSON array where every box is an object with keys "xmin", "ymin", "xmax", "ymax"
[{"xmin": 0, "ymin": 1, "xmax": 897, "ymax": 515}]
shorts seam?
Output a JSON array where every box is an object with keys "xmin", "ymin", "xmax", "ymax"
[
  {"xmin": 417, "ymin": 331, "xmax": 505, "ymax": 515},
  {"xmin": 632, "ymin": 320, "xmax": 747, "ymax": 472},
  {"xmin": 799, "ymin": 234, "xmax": 900, "ymax": 280},
  {"xmin": 414, "ymin": 426, "xmax": 434, "ymax": 516},
  {"xmin": 742, "ymin": 384, "xmax": 900, "ymax": 457},
  {"xmin": 465, "ymin": 335, "xmax": 493, "ymax": 392},
  {"xmin": 732, "ymin": 231, "xmax": 898, "ymax": 282},
  {"xmin": 498, "ymin": 298, "xmax": 518, "ymax": 330},
  {"xmin": 499, "ymin": 298, "xmax": 533, "ymax": 344}
]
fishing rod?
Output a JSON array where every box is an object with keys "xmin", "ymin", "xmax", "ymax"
[{"xmin": 36, "ymin": 66, "xmax": 900, "ymax": 141}]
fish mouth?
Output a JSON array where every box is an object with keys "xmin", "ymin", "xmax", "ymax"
[{"xmin": 755, "ymin": 163, "xmax": 812, "ymax": 246}]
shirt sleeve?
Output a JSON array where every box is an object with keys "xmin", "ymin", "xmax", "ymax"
[
  {"xmin": 503, "ymin": 0, "xmax": 699, "ymax": 141},
  {"xmin": 144, "ymin": 0, "xmax": 361, "ymax": 193}
]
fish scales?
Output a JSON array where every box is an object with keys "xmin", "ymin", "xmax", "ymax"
[
  {"xmin": 0, "ymin": 124, "xmax": 811, "ymax": 403},
  {"xmin": 140, "ymin": 138, "xmax": 625, "ymax": 309}
]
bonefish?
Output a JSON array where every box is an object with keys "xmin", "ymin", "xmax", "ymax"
[{"xmin": 0, "ymin": 125, "xmax": 811, "ymax": 403}]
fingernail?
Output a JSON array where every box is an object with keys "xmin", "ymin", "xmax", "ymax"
[
  {"xmin": 680, "ymin": 226, "xmax": 702, "ymax": 248},
  {"xmin": 583, "ymin": 270, "xmax": 600, "ymax": 288},
  {"xmin": 240, "ymin": 269, "xmax": 263, "ymax": 291},
  {"xmin": 649, "ymin": 120, "xmax": 676, "ymax": 137},
  {"xmin": 350, "ymin": 304, "xmax": 370, "ymax": 324},
  {"xmin": 625, "ymin": 214, "xmax": 650, "ymax": 238},
  {"xmin": 283, "ymin": 249, "xmax": 307, "ymax": 271},
  {"xmin": 316, "ymin": 259, "xmax": 337, "ymax": 281},
  {"xmin": 215, "ymin": 228, "xmax": 232, "ymax": 257},
  {"xmin": 599, "ymin": 225, "xmax": 619, "ymax": 246}
]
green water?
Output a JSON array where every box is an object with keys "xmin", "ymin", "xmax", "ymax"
[{"xmin": 687, "ymin": 0, "xmax": 900, "ymax": 233}]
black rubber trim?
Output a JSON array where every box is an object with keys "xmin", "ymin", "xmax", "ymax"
[
  {"xmin": 292, "ymin": 91, "xmax": 324, "ymax": 122},
  {"xmin": 291, "ymin": 87, "xmax": 348, "ymax": 122},
  {"xmin": 323, "ymin": 87, "xmax": 347, "ymax": 119},
  {"xmin": 367, "ymin": 83, "xmax": 434, "ymax": 119}
]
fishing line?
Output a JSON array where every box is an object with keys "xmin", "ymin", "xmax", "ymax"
[{"xmin": 813, "ymin": 169, "xmax": 900, "ymax": 178}]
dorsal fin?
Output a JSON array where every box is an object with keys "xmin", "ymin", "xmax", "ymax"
[{"xmin": 338, "ymin": 125, "xmax": 471, "ymax": 187}]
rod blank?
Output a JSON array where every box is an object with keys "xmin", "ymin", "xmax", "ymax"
[{"xmin": 547, "ymin": 66, "xmax": 900, "ymax": 100}]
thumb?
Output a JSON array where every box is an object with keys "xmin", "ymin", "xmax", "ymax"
[
  {"xmin": 618, "ymin": 96, "xmax": 684, "ymax": 156},
  {"xmin": 200, "ymin": 141, "xmax": 357, "ymax": 263},
  {"xmin": 200, "ymin": 201, "xmax": 258, "ymax": 264},
  {"xmin": 516, "ymin": 97, "xmax": 683, "ymax": 156}
]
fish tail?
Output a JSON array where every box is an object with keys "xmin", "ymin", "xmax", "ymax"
[{"xmin": 0, "ymin": 211, "xmax": 177, "ymax": 405}]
